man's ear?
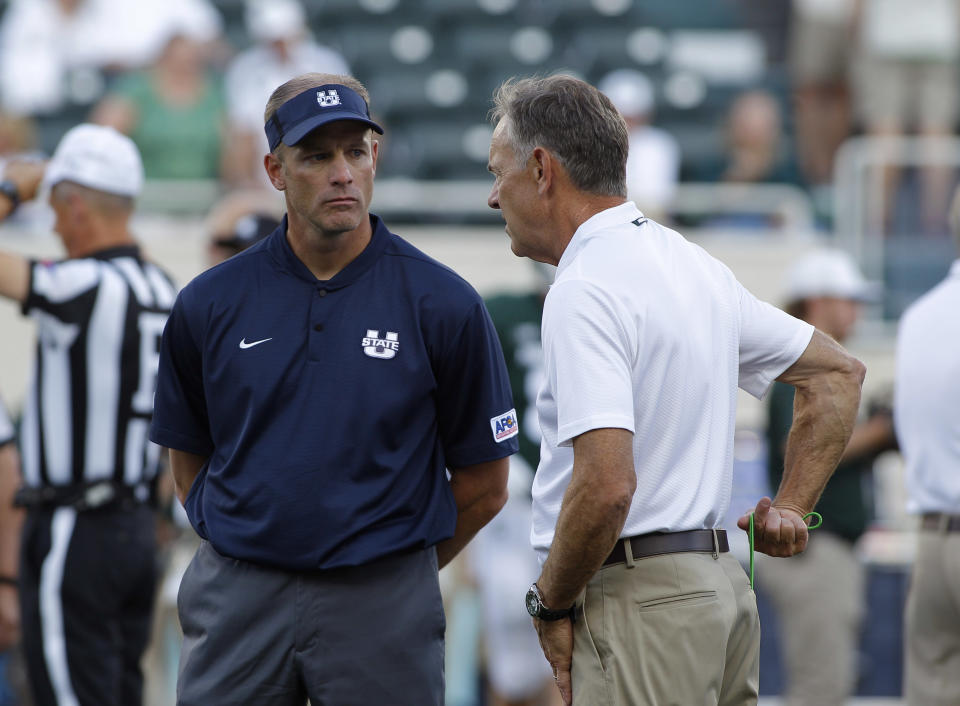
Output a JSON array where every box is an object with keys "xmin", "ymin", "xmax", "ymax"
[
  {"xmin": 371, "ymin": 138, "xmax": 379, "ymax": 176},
  {"xmin": 264, "ymin": 151, "xmax": 286, "ymax": 191},
  {"xmin": 531, "ymin": 146, "xmax": 553, "ymax": 196}
]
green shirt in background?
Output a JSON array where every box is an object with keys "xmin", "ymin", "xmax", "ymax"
[
  {"xmin": 484, "ymin": 292, "xmax": 544, "ymax": 476},
  {"xmin": 114, "ymin": 72, "xmax": 224, "ymax": 180},
  {"xmin": 766, "ymin": 381, "xmax": 872, "ymax": 543}
]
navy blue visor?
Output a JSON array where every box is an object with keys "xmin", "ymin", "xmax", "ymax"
[{"xmin": 264, "ymin": 83, "xmax": 384, "ymax": 151}]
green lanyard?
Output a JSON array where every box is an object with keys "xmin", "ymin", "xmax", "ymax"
[{"xmin": 747, "ymin": 511, "xmax": 822, "ymax": 590}]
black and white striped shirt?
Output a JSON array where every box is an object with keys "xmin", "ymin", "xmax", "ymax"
[
  {"xmin": 19, "ymin": 245, "xmax": 176, "ymax": 489},
  {"xmin": 0, "ymin": 395, "xmax": 13, "ymax": 447}
]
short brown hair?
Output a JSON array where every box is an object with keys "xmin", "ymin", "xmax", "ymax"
[
  {"xmin": 491, "ymin": 75, "xmax": 628, "ymax": 198},
  {"xmin": 263, "ymin": 73, "xmax": 372, "ymax": 154}
]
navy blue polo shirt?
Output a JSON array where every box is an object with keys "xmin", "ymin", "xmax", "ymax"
[{"xmin": 150, "ymin": 215, "xmax": 519, "ymax": 570}]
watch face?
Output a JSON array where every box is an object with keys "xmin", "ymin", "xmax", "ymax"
[{"xmin": 525, "ymin": 587, "xmax": 540, "ymax": 617}]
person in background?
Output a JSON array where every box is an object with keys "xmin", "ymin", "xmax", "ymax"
[
  {"xmin": 855, "ymin": 0, "xmax": 960, "ymax": 233},
  {"xmin": 715, "ymin": 90, "xmax": 800, "ymax": 186},
  {"xmin": 222, "ymin": 0, "xmax": 350, "ymax": 187},
  {"xmin": 788, "ymin": 0, "xmax": 857, "ymax": 191},
  {"xmin": 92, "ymin": 25, "xmax": 226, "ymax": 181},
  {"xmin": 763, "ymin": 248, "xmax": 897, "ymax": 706},
  {"xmin": 597, "ymin": 69, "xmax": 679, "ymax": 221},
  {"xmin": 204, "ymin": 189, "xmax": 284, "ymax": 266},
  {"xmin": 0, "ymin": 124, "xmax": 176, "ymax": 706},
  {"xmin": 894, "ymin": 185, "xmax": 960, "ymax": 705},
  {"xmin": 0, "ymin": 0, "xmax": 222, "ymax": 117}
]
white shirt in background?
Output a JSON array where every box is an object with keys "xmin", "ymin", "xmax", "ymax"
[
  {"xmin": 625, "ymin": 126, "xmax": 680, "ymax": 214},
  {"xmin": 224, "ymin": 41, "xmax": 350, "ymax": 133},
  {"xmin": 532, "ymin": 202, "xmax": 813, "ymax": 562},
  {"xmin": 0, "ymin": 0, "xmax": 222, "ymax": 115},
  {"xmin": 894, "ymin": 259, "xmax": 960, "ymax": 514}
]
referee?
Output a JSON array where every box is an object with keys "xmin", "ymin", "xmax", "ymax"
[{"xmin": 0, "ymin": 125, "xmax": 176, "ymax": 706}]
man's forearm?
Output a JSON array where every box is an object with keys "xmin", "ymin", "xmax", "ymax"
[
  {"xmin": 435, "ymin": 457, "xmax": 509, "ymax": 569},
  {"xmin": 538, "ymin": 480, "xmax": 631, "ymax": 611},
  {"xmin": 538, "ymin": 427, "xmax": 635, "ymax": 611},
  {"xmin": 777, "ymin": 366, "xmax": 864, "ymax": 514},
  {"xmin": 0, "ymin": 446, "xmax": 24, "ymax": 579},
  {"xmin": 168, "ymin": 448, "xmax": 208, "ymax": 505}
]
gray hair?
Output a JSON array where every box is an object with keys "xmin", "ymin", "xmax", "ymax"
[{"xmin": 491, "ymin": 75, "xmax": 628, "ymax": 198}]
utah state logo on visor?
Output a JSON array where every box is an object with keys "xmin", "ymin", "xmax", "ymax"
[{"xmin": 317, "ymin": 89, "xmax": 341, "ymax": 107}]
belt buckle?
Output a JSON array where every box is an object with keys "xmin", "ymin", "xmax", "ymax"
[{"xmin": 82, "ymin": 482, "xmax": 116, "ymax": 510}]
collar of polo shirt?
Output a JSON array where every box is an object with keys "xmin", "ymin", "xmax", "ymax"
[{"xmin": 264, "ymin": 84, "xmax": 384, "ymax": 151}]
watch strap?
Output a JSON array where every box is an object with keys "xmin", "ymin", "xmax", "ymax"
[{"xmin": 528, "ymin": 583, "xmax": 575, "ymax": 621}]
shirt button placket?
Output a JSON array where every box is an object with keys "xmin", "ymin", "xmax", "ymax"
[{"xmin": 309, "ymin": 287, "xmax": 330, "ymax": 361}]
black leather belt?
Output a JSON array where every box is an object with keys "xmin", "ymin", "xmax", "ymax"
[
  {"xmin": 14, "ymin": 481, "xmax": 152, "ymax": 512},
  {"xmin": 603, "ymin": 529, "xmax": 729, "ymax": 567},
  {"xmin": 921, "ymin": 513, "xmax": 960, "ymax": 532}
]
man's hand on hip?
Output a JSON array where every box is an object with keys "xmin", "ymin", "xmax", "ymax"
[
  {"xmin": 737, "ymin": 496, "xmax": 809, "ymax": 557},
  {"xmin": 534, "ymin": 616, "xmax": 574, "ymax": 705}
]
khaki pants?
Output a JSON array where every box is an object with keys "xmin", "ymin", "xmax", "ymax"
[
  {"xmin": 572, "ymin": 550, "xmax": 759, "ymax": 706},
  {"xmin": 758, "ymin": 532, "xmax": 865, "ymax": 706},
  {"xmin": 905, "ymin": 531, "xmax": 960, "ymax": 706}
]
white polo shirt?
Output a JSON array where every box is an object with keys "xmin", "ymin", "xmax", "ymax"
[
  {"xmin": 894, "ymin": 259, "xmax": 960, "ymax": 514},
  {"xmin": 531, "ymin": 202, "xmax": 814, "ymax": 561}
]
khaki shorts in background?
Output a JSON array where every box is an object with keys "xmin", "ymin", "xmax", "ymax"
[
  {"xmin": 905, "ymin": 531, "xmax": 960, "ymax": 706},
  {"xmin": 855, "ymin": 57, "xmax": 959, "ymax": 130},
  {"xmin": 789, "ymin": 16, "xmax": 854, "ymax": 84}
]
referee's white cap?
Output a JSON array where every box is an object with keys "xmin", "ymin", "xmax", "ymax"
[
  {"xmin": 785, "ymin": 248, "xmax": 880, "ymax": 303},
  {"xmin": 44, "ymin": 124, "xmax": 144, "ymax": 198}
]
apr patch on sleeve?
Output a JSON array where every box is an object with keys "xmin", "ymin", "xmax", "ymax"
[{"xmin": 490, "ymin": 409, "xmax": 519, "ymax": 443}]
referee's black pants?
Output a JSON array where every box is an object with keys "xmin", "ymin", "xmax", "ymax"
[{"xmin": 19, "ymin": 503, "xmax": 157, "ymax": 706}]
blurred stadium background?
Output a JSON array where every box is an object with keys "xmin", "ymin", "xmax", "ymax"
[{"xmin": 2, "ymin": 0, "xmax": 956, "ymax": 703}]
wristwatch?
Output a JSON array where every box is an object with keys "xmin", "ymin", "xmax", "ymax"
[
  {"xmin": 525, "ymin": 583, "xmax": 574, "ymax": 621},
  {"xmin": 0, "ymin": 180, "xmax": 20, "ymax": 211}
]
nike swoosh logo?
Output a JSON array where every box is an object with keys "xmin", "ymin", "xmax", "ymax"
[{"xmin": 239, "ymin": 337, "xmax": 272, "ymax": 349}]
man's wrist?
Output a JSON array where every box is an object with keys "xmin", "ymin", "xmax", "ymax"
[
  {"xmin": 0, "ymin": 576, "xmax": 17, "ymax": 588},
  {"xmin": 772, "ymin": 501, "xmax": 808, "ymax": 518},
  {"xmin": 526, "ymin": 582, "xmax": 575, "ymax": 621}
]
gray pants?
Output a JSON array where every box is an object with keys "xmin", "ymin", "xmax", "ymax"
[{"xmin": 177, "ymin": 541, "xmax": 445, "ymax": 706}]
